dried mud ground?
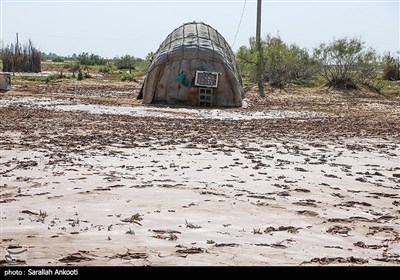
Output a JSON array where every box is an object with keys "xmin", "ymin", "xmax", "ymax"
[{"xmin": 1, "ymin": 83, "xmax": 400, "ymax": 266}]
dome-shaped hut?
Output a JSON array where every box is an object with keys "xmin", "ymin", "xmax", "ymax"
[{"xmin": 138, "ymin": 22, "xmax": 244, "ymax": 107}]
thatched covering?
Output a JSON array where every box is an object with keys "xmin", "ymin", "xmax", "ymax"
[{"xmin": 141, "ymin": 22, "xmax": 243, "ymax": 107}]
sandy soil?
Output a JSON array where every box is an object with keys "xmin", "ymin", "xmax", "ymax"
[{"xmin": 1, "ymin": 83, "xmax": 400, "ymax": 266}]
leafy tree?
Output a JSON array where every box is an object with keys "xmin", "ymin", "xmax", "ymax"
[
  {"xmin": 263, "ymin": 36, "xmax": 319, "ymax": 88},
  {"xmin": 236, "ymin": 40, "xmax": 259, "ymax": 82},
  {"xmin": 146, "ymin": 52, "xmax": 154, "ymax": 63},
  {"xmin": 68, "ymin": 61, "xmax": 81, "ymax": 76},
  {"xmin": 313, "ymin": 37, "xmax": 377, "ymax": 89},
  {"xmin": 77, "ymin": 52, "xmax": 106, "ymax": 68},
  {"xmin": 114, "ymin": 55, "xmax": 139, "ymax": 73},
  {"xmin": 237, "ymin": 35, "xmax": 318, "ymax": 88}
]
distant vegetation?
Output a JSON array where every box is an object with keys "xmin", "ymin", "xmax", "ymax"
[
  {"xmin": 237, "ymin": 34, "xmax": 399, "ymax": 94},
  {"xmin": 23, "ymin": 51, "xmax": 153, "ymax": 82},
  {"xmin": 52, "ymin": 56, "xmax": 65, "ymax": 63},
  {"xmin": 5, "ymin": 36, "xmax": 399, "ymax": 95}
]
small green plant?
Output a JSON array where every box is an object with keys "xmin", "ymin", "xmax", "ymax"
[
  {"xmin": 291, "ymin": 78, "xmax": 319, "ymax": 87},
  {"xmin": 380, "ymin": 80, "xmax": 400, "ymax": 95},
  {"xmin": 207, "ymin": 240, "xmax": 215, "ymax": 244},
  {"xmin": 67, "ymin": 61, "xmax": 81, "ymax": 76},
  {"xmin": 77, "ymin": 71, "xmax": 83, "ymax": 81},
  {"xmin": 46, "ymin": 72, "xmax": 67, "ymax": 82},
  {"xmin": 126, "ymin": 229, "xmax": 135, "ymax": 235},
  {"xmin": 120, "ymin": 72, "xmax": 136, "ymax": 82},
  {"xmin": 363, "ymin": 79, "xmax": 384, "ymax": 94},
  {"xmin": 98, "ymin": 66, "xmax": 110, "ymax": 73}
]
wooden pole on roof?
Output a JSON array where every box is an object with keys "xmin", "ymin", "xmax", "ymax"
[{"xmin": 256, "ymin": 0, "xmax": 265, "ymax": 97}]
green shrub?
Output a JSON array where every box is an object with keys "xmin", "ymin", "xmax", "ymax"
[
  {"xmin": 18, "ymin": 76, "xmax": 47, "ymax": 82},
  {"xmin": 45, "ymin": 72, "xmax": 68, "ymax": 83},
  {"xmin": 98, "ymin": 66, "xmax": 110, "ymax": 73},
  {"xmin": 291, "ymin": 79, "xmax": 319, "ymax": 87},
  {"xmin": 382, "ymin": 52, "xmax": 400, "ymax": 81},
  {"xmin": 120, "ymin": 72, "xmax": 136, "ymax": 82},
  {"xmin": 67, "ymin": 61, "xmax": 81, "ymax": 74},
  {"xmin": 237, "ymin": 35, "xmax": 319, "ymax": 88},
  {"xmin": 52, "ymin": 56, "xmax": 64, "ymax": 62},
  {"xmin": 264, "ymin": 36, "xmax": 319, "ymax": 88},
  {"xmin": 363, "ymin": 79, "xmax": 384, "ymax": 94},
  {"xmin": 114, "ymin": 55, "xmax": 142, "ymax": 73},
  {"xmin": 313, "ymin": 37, "xmax": 378, "ymax": 89},
  {"xmin": 78, "ymin": 52, "xmax": 106, "ymax": 66}
]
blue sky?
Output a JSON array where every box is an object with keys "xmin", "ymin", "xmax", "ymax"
[{"xmin": 1, "ymin": 0, "xmax": 399, "ymax": 58}]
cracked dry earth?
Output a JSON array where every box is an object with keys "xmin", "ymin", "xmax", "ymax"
[{"xmin": 1, "ymin": 91, "xmax": 400, "ymax": 266}]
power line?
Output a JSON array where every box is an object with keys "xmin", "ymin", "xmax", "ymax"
[{"xmin": 232, "ymin": 0, "xmax": 247, "ymax": 48}]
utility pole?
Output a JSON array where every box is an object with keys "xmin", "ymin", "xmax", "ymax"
[{"xmin": 256, "ymin": 0, "xmax": 265, "ymax": 97}]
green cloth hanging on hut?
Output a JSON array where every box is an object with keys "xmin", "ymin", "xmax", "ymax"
[{"xmin": 175, "ymin": 72, "xmax": 192, "ymax": 88}]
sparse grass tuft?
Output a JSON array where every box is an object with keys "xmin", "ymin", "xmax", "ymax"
[
  {"xmin": 291, "ymin": 79, "xmax": 320, "ymax": 88},
  {"xmin": 185, "ymin": 219, "xmax": 201, "ymax": 229},
  {"xmin": 130, "ymin": 213, "xmax": 142, "ymax": 221},
  {"xmin": 121, "ymin": 213, "xmax": 143, "ymax": 225},
  {"xmin": 380, "ymin": 80, "xmax": 400, "ymax": 95},
  {"xmin": 37, "ymin": 210, "xmax": 48, "ymax": 222}
]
